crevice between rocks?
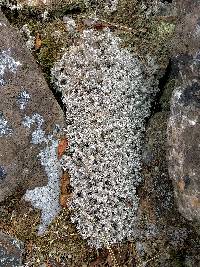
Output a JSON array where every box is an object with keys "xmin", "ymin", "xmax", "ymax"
[{"xmin": 152, "ymin": 59, "xmax": 173, "ymax": 114}]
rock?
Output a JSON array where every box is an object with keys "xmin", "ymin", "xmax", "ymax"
[
  {"xmin": 173, "ymin": 0, "xmax": 200, "ymax": 56},
  {"xmin": 0, "ymin": 10, "xmax": 65, "ymax": 203},
  {"xmin": 0, "ymin": 231, "xmax": 24, "ymax": 267},
  {"xmin": 167, "ymin": 0, "xmax": 200, "ymax": 227},
  {"xmin": 168, "ymin": 82, "xmax": 200, "ymax": 225}
]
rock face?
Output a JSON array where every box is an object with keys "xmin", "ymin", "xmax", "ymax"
[
  {"xmin": 168, "ymin": 0, "xmax": 200, "ymax": 226},
  {"xmin": 168, "ymin": 82, "xmax": 200, "ymax": 224},
  {"xmin": 0, "ymin": 231, "xmax": 24, "ymax": 267},
  {"xmin": 0, "ymin": 10, "xmax": 64, "ymax": 204}
]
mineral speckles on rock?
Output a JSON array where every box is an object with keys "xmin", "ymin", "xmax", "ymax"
[
  {"xmin": 0, "ymin": 49, "xmax": 21, "ymax": 86},
  {"xmin": 52, "ymin": 29, "xmax": 158, "ymax": 248},
  {"xmin": 23, "ymin": 113, "xmax": 62, "ymax": 234},
  {"xmin": 0, "ymin": 112, "xmax": 12, "ymax": 137},
  {"xmin": 17, "ymin": 90, "xmax": 31, "ymax": 110}
]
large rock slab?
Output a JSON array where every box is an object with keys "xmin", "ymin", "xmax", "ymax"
[{"xmin": 0, "ymin": 10, "xmax": 64, "ymax": 202}]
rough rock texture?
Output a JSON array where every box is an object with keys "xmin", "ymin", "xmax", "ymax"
[
  {"xmin": 0, "ymin": 10, "xmax": 64, "ymax": 205},
  {"xmin": 168, "ymin": 81, "xmax": 200, "ymax": 225},
  {"xmin": 167, "ymin": 0, "xmax": 200, "ymax": 227},
  {"xmin": 0, "ymin": 231, "xmax": 24, "ymax": 267},
  {"xmin": 173, "ymin": 0, "xmax": 200, "ymax": 56}
]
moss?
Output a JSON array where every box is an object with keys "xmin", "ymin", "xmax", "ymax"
[
  {"xmin": 49, "ymin": 0, "xmax": 87, "ymax": 17},
  {"xmin": 22, "ymin": 19, "xmax": 75, "ymax": 84},
  {"xmin": 77, "ymin": 0, "xmax": 176, "ymax": 69},
  {"xmin": 169, "ymin": 250, "xmax": 186, "ymax": 267},
  {"xmin": 159, "ymin": 78, "xmax": 178, "ymax": 111}
]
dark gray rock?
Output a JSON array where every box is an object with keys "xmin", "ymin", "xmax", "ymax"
[
  {"xmin": 0, "ymin": 10, "xmax": 65, "ymax": 202},
  {"xmin": 167, "ymin": 0, "xmax": 200, "ymax": 228},
  {"xmin": 168, "ymin": 81, "xmax": 200, "ymax": 225},
  {"xmin": 0, "ymin": 232, "xmax": 24, "ymax": 267}
]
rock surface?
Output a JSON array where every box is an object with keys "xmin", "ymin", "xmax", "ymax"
[
  {"xmin": 0, "ymin": 10, "xmax": 64, "ymax": 202},
  {"xmin": 168, "ymin": 0, "xmax": 200, "ymax": 227},
  {"xmin": 168, "ymin": 81, "xmax": 200, "ymax": 225},
  {"xmin": 0, "ymin": 231, "xmax": 24, "ymax": 267}
]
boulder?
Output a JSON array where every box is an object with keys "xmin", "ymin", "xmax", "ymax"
[{"xmin": 0, "ymin": 10, "xmax": 64, "ymax": 202}]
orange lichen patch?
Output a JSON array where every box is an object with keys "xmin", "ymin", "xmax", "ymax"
[
  {"xmin": 190, "ymin": 196, "xmax": 200, "ymax": 208},
  {"xmin": 57, "ymin": 137, "xmax": 69, "ymax": 160},
  {"xmin": 178, "ymin": 178, "xmax": 185, "ymax": 192},
  {"xmin": 35, "ymin": 32, "xmax": 42, "ymax": 50},
  {"xmin": 60, "ymin": 171, "xmax": 72, "ymax": 208}
]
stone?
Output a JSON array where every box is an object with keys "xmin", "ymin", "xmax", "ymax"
[
  {"xmin": 0, "ymin": 231, "xmax": 24, "ymax": 267},
  {"xmin": 0, "ymin": 10, "xmax": 65, "ymax": 204},
  {"xmin": 168, "ymin": 81, "xmax": 200, "ymax": 225},
  {"xmin": 167, "ymin": 0, "xmax": 200, "ymax": 227}
]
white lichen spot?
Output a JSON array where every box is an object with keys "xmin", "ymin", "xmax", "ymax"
[
  {"xmin": 188, "ymin": 119, "xmax": 197, "ymax": 126},
  {"xmin": 0, "ymin": 22, "xmax": 6, "ymax": 27},
  {"xmin": 51, "ymin": 29, "xmax": 157, "ymax": 248},
  {"xmin": 0, "ymin": 49, "xmax": 21, "ymax": 86},
  {"xmin": 174, "ymin": 89, "xmax": 182, "ymax": 100},
  {"xmin": 17, "ymin": 90, "xmax": 31, "ymax": 110},
  {"xmin": 193, "ymin": 23, "xmax": 200, "ymax": 38},
  {"xmin": 21, "ymin": 24, "xmax": 35, "ymax": 50},
  {"xmin": 1, "ymin": 1, "xmax": 23, "ymax": 10},
  {"xmin": 22, "ymin": 113, "xmax": 44, "ymax": 129},
  {"xmin": 42, "ymin": 10, "xmax": 49, "ymax": 21},
  {"xmin": 0, "ymin": 112, "xmax": 12, "ymax": 137},
  {"xmin": 105, "ymin": 0, "xmax": 118, "ymax": 13},
  {"xmin": 63, "ymin": 16, "xmax": 76, "ymax": 33},
  {"xmin": 23, "ymin": 113, "xmax": 61, "ymax": 233}
]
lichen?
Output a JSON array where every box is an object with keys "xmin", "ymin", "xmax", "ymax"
[
  {"xmin": 16, "ymin": 90, "xmax": 31, "ymax": 110},
  {"xmin": 0, "ymin": 112, "xmax": 13, "ymax": 137},
  {"xmin": 51, "ymin": 28, "xmax": 158, "ymax": 248},
  {"xmin": 0, "ymin": 49, "xmax": 21, "ymax": 86},
  {"xmin": 22, "ymin": 113, "xmax": 62, "ymax": 234}
]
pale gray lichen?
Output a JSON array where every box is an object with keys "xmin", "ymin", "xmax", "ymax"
[
  {"xmin": 0, "ymin": 112, "xmax": 12, "ymax": 137},
  {"xmin": 63, "ymin": 16, "xmax": 76, "ymax": 33},
  {"xmin": 105, "ymin": 0, "xmax": 118, "ymax": 13},
  {"xmin": 21, "ymin": 25, "xmax": 35, "ymax": 50},
  {"xmin": 51, "ymin": 29, "xmax": 158, "ymax": 248},
  {"xmin": 0, "ymin": 49, "xmax": 21, "ymax": 86},
  {"xmin": 17, "ymin": 90, "xmax": 31, "ymax": 110},
  {"xmin": 22, "ymin": 113, "xmax": 61, "ymax": 234},
  {"xmin": 0, "ymin": 0, "xmax": 22, "ymax": 9}
]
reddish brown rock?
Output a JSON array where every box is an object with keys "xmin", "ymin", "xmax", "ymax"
[{"xmin": 0, "ymin": 10, "xmax": 64, "ymax": 202}]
